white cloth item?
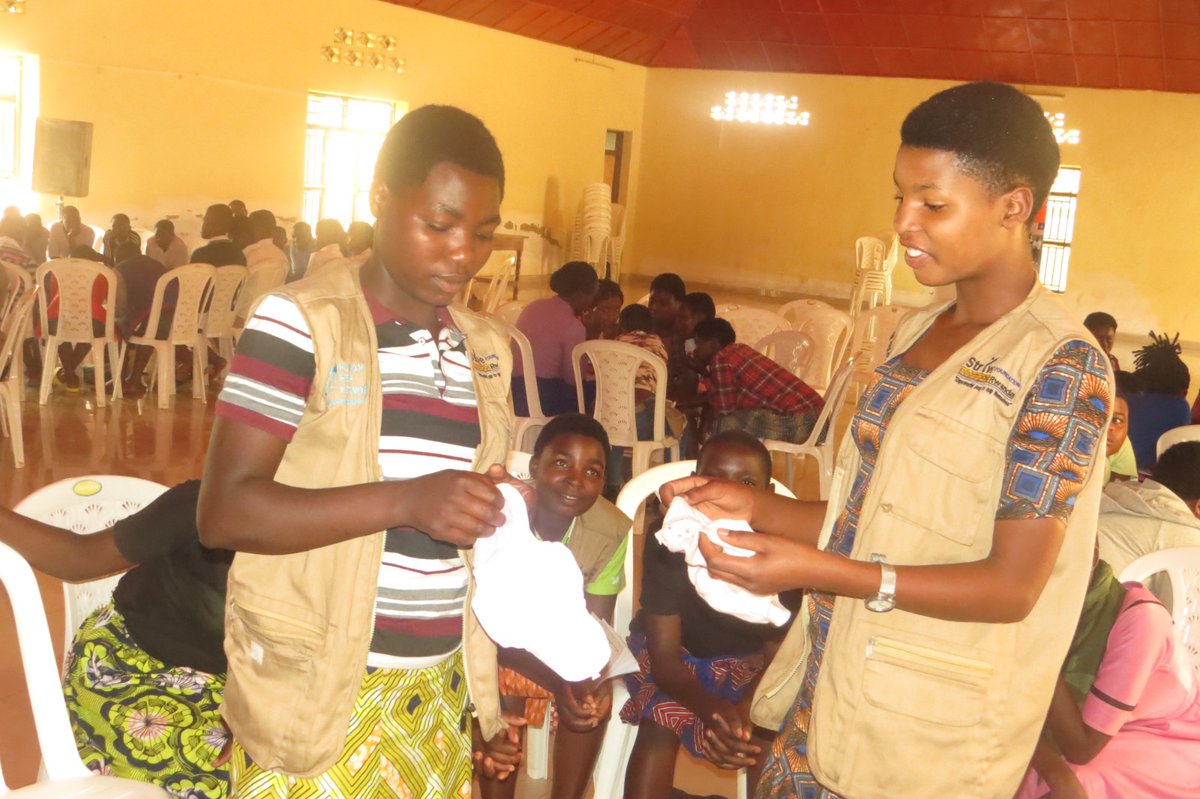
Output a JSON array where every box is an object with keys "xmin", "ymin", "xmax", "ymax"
[
  {"xmin": 471, "ymin": 483, "xmax": 610, "ymax": 682},
  {"xmin": 657, "ymin": 496, "xmax": 792, "ymax": 627}
]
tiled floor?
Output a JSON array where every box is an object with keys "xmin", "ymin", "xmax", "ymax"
[{"xmin": 0, "ymin": 274, "xmax": 829, "ymax": 795}]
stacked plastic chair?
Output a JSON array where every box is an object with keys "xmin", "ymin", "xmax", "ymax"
[{"xmin": 571, "ymin": 183, "xmax": 614, "ymax": 276}]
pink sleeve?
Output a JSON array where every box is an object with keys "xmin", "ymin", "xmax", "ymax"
[{"xmin": 1081, "ymin": 594, "xmax": 1172, "ymax": 736}]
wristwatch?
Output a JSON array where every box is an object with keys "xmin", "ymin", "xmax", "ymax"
[{"xmin": 865, "ymin": 553, "xmax": 897, "ymax": 613}]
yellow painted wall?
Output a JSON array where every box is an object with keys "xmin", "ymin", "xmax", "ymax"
[
  {"xmin": 631, "ymin": 69, "xmax": 1200, "ymax": 352},
  {"xmin": 0, "ymin": 0, "xmax": 645, "ymax": 271}
]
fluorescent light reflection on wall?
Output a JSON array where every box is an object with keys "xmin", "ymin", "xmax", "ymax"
[{"xmin": 711, "ymin": 92, "xmax": 810, "ymax": 126}]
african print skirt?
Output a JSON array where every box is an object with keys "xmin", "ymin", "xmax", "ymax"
[
  {"xmin": 230, "ymin": 653, "xmax": 472, "ymax": 799},
  {"xmin": 62, "ymin": 601, "xmax": 229, "ymax": 799},
  {"xmin": 498, "ymin": 666, "xmax": 554, "ymax": 728},
  {"xmin": 619, "ymin": 632, "xmax": 764, "ymax": 759}
]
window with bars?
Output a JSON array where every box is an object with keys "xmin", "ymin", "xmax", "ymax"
[
  {"xmin": 0, "ymin": 54, "xmax": 22, "ymax": 180},
  {"xmin": 303, "ymin": 92, "xmax": 406, "ymax": 230},
  {"xmin": 1036, "ymin": 166, "xmax": 1081, "ymax": 293}
]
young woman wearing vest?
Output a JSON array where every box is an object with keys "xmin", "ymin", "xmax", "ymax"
[{"xmin": 662, "ymin": 82, "xmax": 1113, "ymax": 799}]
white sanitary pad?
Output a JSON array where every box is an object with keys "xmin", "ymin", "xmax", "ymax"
[
  {"xmin": 471, "ymin": 483, "xmax": 612, "ymax": 682},
  {"xmin": 656, "ymin": 496, "xmax": 792, "ymax": 627}
]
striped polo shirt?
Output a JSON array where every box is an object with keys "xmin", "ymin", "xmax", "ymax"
[{"xmin": 216, "ymin": 291, "xmax": 480, "ymax": 669}]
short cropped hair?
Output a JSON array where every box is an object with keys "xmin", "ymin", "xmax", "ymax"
[
  {"xmin": 684, "ymin": 292, "xmax": 716, "ymax": 321},
  {"xmin": 549, "ymin": 260, "xmax": 598, "ymax": 298},
  {"xmin": 1084, "ymin": 311, "xmax": 1117, "ymax": 331},
  {"xmin": 375, "ymin": 105, "xmax": 505, "ymax": 198},
  {"xmin": 1152, "ymin": 442, "xmax": 1200, "ymax": 502},
  {"xmin": 700, "ymin": 429, "xmax": 773, "ymax": 481},
  {"xmin": 532, "ymin": 413, "xmax": 610, "ymax": 458},
  {"xmin": 618, "ymin": 303, "xmax": 653, "ymax": 333},
  {"xmin": 595, "ymin": 278, "xmax": 623, "ymax": 305},
  {"xmin": 694, "ymin": 317, "xmax": 736, "ymax": 348},
  {"xmin": 901, "ymin": 81, "xmax": 1060, "ymax": 217},
  {"xmin": 249, "ymin": 209, "xmax": 276, "ymax": 230},
  {"xmin": 650, "ymin": 272, "xmax": 686, "ymax": 301}
]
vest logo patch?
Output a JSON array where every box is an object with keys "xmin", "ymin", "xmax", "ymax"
[
  {"xmin": 472, "ymin": 352, "xmax": 502, "ymax": 380},
  {"xmin": 955, "ymin": 355, "xmax": 1020, "ymax": 406},
  {"xmin": 324, "ymin": 361, "xmax": 368, "ymax": 406}
]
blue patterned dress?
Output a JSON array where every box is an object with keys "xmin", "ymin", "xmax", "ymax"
[{"xmin": 755, "ymin": 340, "xmax": 1112, "ymax": 798}]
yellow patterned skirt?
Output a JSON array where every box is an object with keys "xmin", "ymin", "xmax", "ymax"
[{"xmin": 230, "ymin": 653, "xmax": 471, "ymax": 799}]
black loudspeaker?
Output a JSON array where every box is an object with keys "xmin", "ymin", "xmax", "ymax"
[{"xmin": 32, "ymin": 118, "xmax": 93, "ymax": 197}]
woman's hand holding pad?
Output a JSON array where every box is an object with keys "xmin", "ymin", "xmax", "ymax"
[
  {"xmin": 395, "ymin": 470, "xmax": 506, "ymax": 548},
  {"xmin": 659, "ymin": 476, "xmax": 756, "ymax": 524},
  {"xmin": 697, "ymin": 530, "xmax": 813, "ymax": 596}
]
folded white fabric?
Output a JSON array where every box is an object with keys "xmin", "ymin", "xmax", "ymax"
[
  {"xmin": 471, "ymin": 483, "xmax": 611, "ymax": 682},
  {"xmin": 657, "ymin": 496, "xmax": 792, "ymax": 627}
]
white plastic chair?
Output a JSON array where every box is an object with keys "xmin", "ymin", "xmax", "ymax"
[
  {"xmin": 203, "ymin": 265, "xmax": 246, "ymax": 374},
  {"xmin": 720, "ymin": 305, "xmax": 790, "ymax": 347},
  {"xmin": 787, "ymin": 307, "xmax": 853, "ymax": 393},
  {"xmin": 1, "ymin": 262, "xmax": 34, "ymax": 394},
  {"xmin": 1120, "ymin": 547, "xmax": 1200, "ymax": 678},
  {"xmin": 572, "ymin": 340, "xmax": 678, "ymax": 479},
  {"xmin": 847, "ymin": 304, "xmax": 909, "ymax": 377},
  {"xmin": 591, "ymin": 461, "xmax": 795, "ymax": 799},
  {"xmin": 753, "ymin": 330, "xmax": 814, "ymax": 378},
  {"xmin": 477, "ymin": 256, "xmax": 517, "ymax": 315},
  {"xmin": 0, "ymin": 539, "xmax": 171, "ymax": 797},
  {"xmin": 848, "ymin": 236, "xmax": 892, "ymax": 317},
  {"xmin": 499, "ymin": 321, "xmax": 552, "ymax": 452},
  {"xmin": 763, "ymin": 358, "xmax": 856, "ymax": 500},
  {"xmin": 0, "ymin": 290, "xmax": 37, "ymax": 467},
  {"xmin": 1157, "ymin": 425, "xmax": 1200, "ymax": 459},
  {"xmin": 35, "ymin": 259, "xmax": 123, "ymax": 408},
  {"xmin": 14, "ymin": 474, "xmax": 170, "ymax": 649},
  {"xmin": 122, "ymin": 264, "xmax": 215, "ymax": 410},
  {"xmin": 492, "ymin": 300, "xmax": 526, "ymax": 327},
  {"xmin": 778, "ymin": 298, "xmax": 832, "ymax": 328}
]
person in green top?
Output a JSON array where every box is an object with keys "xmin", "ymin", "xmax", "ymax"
[{"xmin": 476, "ymin": 413, "xmax": 630, "ymax": 799}]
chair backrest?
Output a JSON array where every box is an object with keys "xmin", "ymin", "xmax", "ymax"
[
  {"xmin": 1119, "ymin": 547, "xmax": 1200, "ymax": 680},
  {"xmin": 13, "ymin": 475, "xmax": 169, "ymax": 647},
  {"xmin": 789, "ymin": 307, "xmax": 854, "ymax": 392},
  {"xmin": 479, "ymin": 256, "xmax": 517, "ymax": 314},
  {"xmin": 35, "ymin": 258, "xmax": 119, "ymax": 342},
  {"xmin": 506, "ymin": 450, "xmax": 533, "ymax": 481},
  {"xmin": 0, "ymin": 288, "xmax": 36, "ymax": 382},
  {"xmin": 493, "ymin": 300, "xmax": 526, "ymax": 327},
  {"xmin": 722, "ymin": 306, "xmax": 790, "ymax": 346},
  {"xmin": 778, "ymin": 298, "xmax": 832, "ymax": 328},
  {"xmin": 498, "ymin": 321, "xmax": 545, "ymax": 421},
  {"xmin": 1158, "ymin": 425, "xmax": 1200, "ymax": 459},
  {"xmin": 1, "ymin": 260, "xmax": 33, "ymax": 322},
  {"xmin": 236, "ymin": 259, "xmax": 288, "ymax": 320},
  {"xmin": 804, "ymin": 356, "xmax": 857, "ymax": 448},
  {"xmin": 848, "ymin": 304, "xmax": 909, "ymax": 368},
  {"xmin": 0, "ymin": 540, "xmax": 93, "ymax": 785},
  {"xmin": 573, "ymin": 340, "xmax": 667, "ymax": 448},
  {"xmin": 142, "ymin": 263, "xmax": 216, "ymax": 345},
  {"xmin": 753, "ymin": 330, "xmax": 814, "ymax": 377},
  {"xmin": 205, "ymin": 265, "xmax": 247, "ymax": 338}
]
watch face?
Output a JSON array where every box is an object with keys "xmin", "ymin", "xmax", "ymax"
[{"xmin": 865, "ymin": 595, "xmax": 895, "ymax": 613}]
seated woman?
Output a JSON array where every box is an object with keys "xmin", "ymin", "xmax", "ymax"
[
  {"xmin": 0, "ymin": 481, "xmax": 231, "ymax": 799},
  {"xmin": 475, "ymin": 413, "xmax": 630, "ymax": 799},
  {"xmin": 1126, "ymin": 333, "xmax": 1191, "ymax": 474},
  {"xmin": 621, "ymin": 431, "xmax": 793, "ymax": 799},
  {"xmin": 513, "ymin": 261, "xmax": 598, "ymax": 416},
  {"xmin": 1016, "ymin": 549, "xmax": 1200, "ymax": 798}
]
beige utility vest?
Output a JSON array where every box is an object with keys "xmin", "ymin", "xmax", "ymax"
[
  {"xmin": 221, "ymin": 263, "xmax": 513, "ymax": 776},
  {"xmin": 751, "ymin": 283, "xmax": 1111, "ymax": 798}
]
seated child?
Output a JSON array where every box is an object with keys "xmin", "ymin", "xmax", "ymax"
[
  {"xmin": 679, "ymin": 291, "xmax": 716, "ymax": 354},
  {"xmin": 1084, "ymin": 311, "xmax": 1120, "ymax": 371},
  {"xmin": 0, "ymin": 482, "xmax": 231, "ymax": 799},
  {"xmin": 583, "ymin": 278, "xmax": 624, "ymax": 340},
  {"xmin": 621, "ymin": 431, "xmax": 792, "ymax": 799},
  {"xmin": 1126, "ymin": 333, "xmax": 1191, "ymax": 473},
  {"xmin": 684, "ymin": 317, "xmax": 824, "ymax": 444},
  {"xmin": 647, "ymin": 273, "xmax": 696, "ymax": 403},
  {"xmin": 476, "ymin": 413, "xmax": 631, "ymax": 799},
  {"xmin": 1015, "ymin": 548, "xmax": 1200, "ymax": 798},
  {"xmin": 1105, "ymin": 384, "xmax": 1136, "ymax": 482}
]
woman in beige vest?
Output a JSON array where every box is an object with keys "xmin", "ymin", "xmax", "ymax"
[{"xmin": 664, "ymin": 82, "xmax": 1113, "ymax": 799}]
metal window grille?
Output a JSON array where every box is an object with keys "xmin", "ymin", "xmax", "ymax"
[{"xmin": 1037, "ymin": 166, "xmax": 1081, "ymax": 293}]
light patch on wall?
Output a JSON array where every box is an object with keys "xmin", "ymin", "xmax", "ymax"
[
  {"xmin": 1045, "ymin": 112, "xmax": 1079, "ymax": 145},
  {"xmin": 3, "ymin": 0, "xmax": 25, "ymax": 13},
  {"xmin": 711, "ymin": 92, "xmax": 810, "ymax": 126}
]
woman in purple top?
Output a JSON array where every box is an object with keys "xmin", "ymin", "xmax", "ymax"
[{"xmin": 513, "ymin": 260, "xmax": 597, "ymax": 416}]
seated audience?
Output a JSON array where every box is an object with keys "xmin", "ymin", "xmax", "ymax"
[
  {"xmin": 1015, "ymin": 549, "xmax": 1200, "ymax": 798},
  {"xmin": 1099, "ymin": 441, "xmax": 1200, "ymax": 580},
  {"xmin": 228, "ymin": 199, "xmax": 248, "ymax": 218},
  {"xmin": 48, "ymin": 205, "xmax": 95, "ymax": 259},
  {"xmin": 476, "ymin": 414, "xmax": 629, "ymax": 799},
  {"xmin": 271, "ymin": 224, "xmax": 289, "ymax": 257},
  {"xmin": 145, "ymin": 219, "xmax": 189, "ymax": 269},
  {"xmin": 288, "ymin": 220, "xmax": 314, "ymax": 280},
  {"xmin": 1084, "ymin": 311, "xmax": 1120, "ymax": 371},
  {"xmin": 113, "ymin": 241, "xmax": 170, "ymax": 396},
  {"xmin": 622, "ymin": 432, "xmax": 791, "ymax": 799},
  {"xmin": 229, "ymin": 214, "xmax": 254, "ymax": 251},
  {"xmin": 1105, "ymin": 384, "xmax": 1137, "ymax": 482},
  {"xmin": 647, "ymin": 273, "xmax": 697, "ymax": 405},
  {"xmin": 684, "ymin": 318, "xmax": 824, "ymax": 443},
  {"xmin": 0, "ymin": 213, "xmax": 36, "ymax": 275},
  {"xmin": 513, "ymin": 260, "xmax": 598, "ymax": 416},
  {"xmin": 304, "ymin": 218, "xmax": 348, "ymax": 274},
  {"xmin": 0, "ymin": 482, "xmax": 232, "ymax": 798},
  {"xmin": 23, "ymin": 212, "xmax": 49, "ymax": 263},
  {"xmin": 191, "ymin": 204, "xmax": 247, "ymax": 267},
  {"xmin": 101, "ymin": 213, "xmax": 142, "ymax": 262},
  {"xmin": 608, "ymin": 303, "xmax": 673, "ymax": 490},
  {"xmin": 583, "ymin": 278, "xmax": 623, "ymax": 340},
  {"xmin": 242, "ymin": 209, "xmax": 288, "ymax": 268},
  {"xmin": 347, "ymin": 220, "xmax": 374, "ymax": 265},
  {"xmin": 680, "ymin": 291, "xmax": 716, "ymax": 352},
  {"xmin": 1126, "ymin": 332, "xmax": 1191, "ymax": 473},
  {"xmin": 44, "ymin": 246, "xmax": 121, "ymax": 391}
]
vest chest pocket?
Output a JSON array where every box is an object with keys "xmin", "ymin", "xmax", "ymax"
[{"xmin": 874, "ymin": 410, "xmax": 1003, "ymax": 549}]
